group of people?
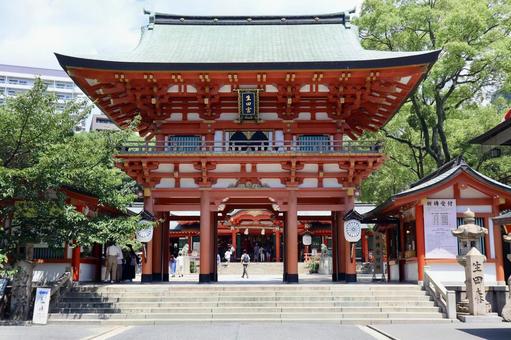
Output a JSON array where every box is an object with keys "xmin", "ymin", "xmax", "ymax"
[
  {"xmin": 168, "ymin": 252, "xmax": 185, "ymax": 277},
  {"xmin": 104, "ymin": 242, "xmax": 139, "ymax": 283},
  {"xmin": 252, "ymin": 243, "xmax": 272, "ymax": 262}
]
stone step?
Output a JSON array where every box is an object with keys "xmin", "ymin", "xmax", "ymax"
[
  {"xmin": 59, "ymin": 296, "xmax": 432, "ymax": 304},
  {"xmin": 64, "ymin": 291, "xmax": 427, "ymax": 298},
  {"xmin": 52, "ymin": 306, "xmax": 442, "ymax": 314},
  {"xmin": 47, "ymin": 317, "xmax": 456, "ymax": 325},
  {"xmin": 49, "ymin": 311, "xmax": 445, "ymax": 320},
  {"xmin": 71, "ymin": 284, "xmax": 422, "ymax": 294},
  {"xmin": 55, "ymin": 300, "xmax": 436, "ymax": 310}
]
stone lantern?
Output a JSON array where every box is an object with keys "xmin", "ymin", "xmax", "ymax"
[{"xmin": 452, "ymin": 209, "xmax": 491, "ymax": 317}]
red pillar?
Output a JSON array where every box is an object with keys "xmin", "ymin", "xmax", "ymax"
[
  {"xmin": 199, "ymin": 190, "xmax": 211, "ymax": 283},
  {"xmin": 493, "ymin": 199, "xmax": 505, "ymax": 283},
  {"xmin": 188, "ymin": 236, "xmax": 192, "ymax": 253},
  {"xmin": 231, "ymin": 229, "xmax": 237, "ymax": 252},
  {"xmin": 286, "ymin": 190, "xmax": 298, "ymax": 283},
  {"xmin": 361, "ymin": 229, "xmax": 368, "ymax": 263},
  {"xmin": 162, "ymin": 213, "xmax": 170, "ymax": 281},
  {"xmin": 275, "ymin": 229, "xmax": 281, "ymax": 262},
  {"xmin": 399, "ymin": 216, "xmax": 406, "ymax": 282},
  {"xmin": 344, "ymin": 195, "xmax": 356, "ymax": 282},
  {"xmin": 71, "ymin": 242, "xmax": 80, "ymax": 282},
  {"xmin": 152, "ymin": 213, "xmax": 163, "ymax": 281},
  {"xmin": 142, "ymin": 191, "xmax": 154, "ymax": 283},
  {"xmin": 331, "ymin": 212, "xmax": 339, "ymax": 281},
  {"xmin": 415, "ymin": 203, "xmax": 425, "ymax": 282}
]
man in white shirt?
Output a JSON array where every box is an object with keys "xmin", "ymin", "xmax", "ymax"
[{"xmin": 105, "ymin": 242, "xmax": 121, "ymax": 283}]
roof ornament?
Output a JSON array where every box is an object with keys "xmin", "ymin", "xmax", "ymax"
[{"xmin": 344, "ymin": 7, "xmax": 356, "ymax": 29}]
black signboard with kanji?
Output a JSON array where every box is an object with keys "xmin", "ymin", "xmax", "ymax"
[{"xmin": 238, "ymin": 89, "xmax": 259, "ymax": 122}]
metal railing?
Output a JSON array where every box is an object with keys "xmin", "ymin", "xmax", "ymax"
[
  {"xmin": 119, "ymin": 140, "xmax": 383, "ymax": 155},
  {"xmin": 423, "ymin": 269, "xmax": 457, "ymax": 319}
]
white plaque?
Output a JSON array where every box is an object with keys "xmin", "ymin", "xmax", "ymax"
[
  {"xmin": 424, "ymin": 199, "xmax": 458, "ymax": 258},
  {"xmin": 136, "ymin": 221, "xmax": 153, "ymax": 243},
  {"xmin": 344, "ymin": 219, "xmax": 362, "ymax": 242},
  {"xmin": 302, "ymin": 234, "xmax": 312, "ymax": 246},
  {"xmin": 32, "ymin": 287, "xmax": 51, "ymax": 324}
]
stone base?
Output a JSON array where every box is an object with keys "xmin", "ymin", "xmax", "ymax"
[{"xmin": 458, "ymin": 313, "xmax": 502, "ymax": 323}]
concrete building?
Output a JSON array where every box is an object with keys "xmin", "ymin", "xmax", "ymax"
[
  {"xmin": 89, "ymin": 114, "xmax": 119, "ymax": 131},
  {"xmin": 0, "ymin": 63, "xmax": 87, "ymax": 132}
]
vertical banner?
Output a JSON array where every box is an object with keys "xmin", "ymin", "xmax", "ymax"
[
  {"xmin": 32, "ymin": 287, "xmax": 51, "ymax": 324},
  {"xmin": 424, "ymin": 199, "xmax": 458, "ymax": 258}
]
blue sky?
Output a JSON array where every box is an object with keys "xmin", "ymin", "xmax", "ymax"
[{"xmin": 0, "ymin": 0, "xmax": 362, "ymax": 69}]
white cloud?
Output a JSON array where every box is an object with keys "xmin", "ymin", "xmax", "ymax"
[{"xmin": 0, "ymin": 0, "xmax": 362, "ymax": 69}]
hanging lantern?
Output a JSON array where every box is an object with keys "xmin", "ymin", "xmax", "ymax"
[
  {"xmin": 244, "ymin": 228, "xmax": 249, "ymax": 235},
  {"xmin": 261, "ymin": 228, "xmax": 265, "ymax": 235}
]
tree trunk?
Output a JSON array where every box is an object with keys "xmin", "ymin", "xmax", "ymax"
[{"xmin": 10, "ymin": 260, "xmax": 34, "ymax": 321}]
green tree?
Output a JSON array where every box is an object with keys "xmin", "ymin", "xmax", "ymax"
[
  {"xmin": 357, "ymin": 0, "xmax": 511, "ymax": 202},
  {"xmin": 0, "ymin": 79, "xmax": 141, "ymax": 271}
]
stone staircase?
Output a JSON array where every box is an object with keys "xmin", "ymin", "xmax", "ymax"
[{"xmin": 48, "ymin": 284, "xmax": 455, "ymax": 325}]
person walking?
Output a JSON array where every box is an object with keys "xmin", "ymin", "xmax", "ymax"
[
  {"xmin": 169, "ymin": 254, "xmax": 176, "ymax": 277},
  {"xmin": 126, "ymin": 244, "xmax": 138, "ymax": 282},
  {"xmin": 253, "ymin": 244, "xmax": 259, "ymax": 263},
  {"xmin": 176, "ymin": 251, "xmax": 184, "ymax": 277},
  {"xmin": 224, "ymin": 248, "xmax": 231, "ymax": 267},
  {"xmin": 105, "ymin": 241, "xmax": 121, "ymax": 283},
  {"xmin": 241, "ymin": 249, "xmax": 250, "ymax": 279}
]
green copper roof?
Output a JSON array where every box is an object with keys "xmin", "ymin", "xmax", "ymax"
[{"xmin": 56, "ymin": 12, "xmax": 440, "ymax": 71}]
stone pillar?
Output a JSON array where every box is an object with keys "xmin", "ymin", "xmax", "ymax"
[
  {"xmin": 415, "ymin": 204, "xmax": 426, "ymax": 282},
  {"xmin": 152, "ymin": 213, "xmax": 162, "ymax": 281},
  {"xmin": 464, "ymin": 248, "xmax": 489, "ymax": 315},
  {"xmin": 199, "ymin": 190, "xmax": 211, "ymax": 283},
  {"xmin": 286, "ymin": 190, "xmax": 298, "ymax": 283}
]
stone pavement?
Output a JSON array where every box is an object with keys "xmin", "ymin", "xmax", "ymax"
[{"xmin": 1, "ymin": 322, "xmax": 511, "ymax": 340}]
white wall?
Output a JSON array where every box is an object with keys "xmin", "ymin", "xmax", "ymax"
[
  {"xmin": 404, "ymin": 262, "xmax": 418, "ymax": 282},
  {"xmin": 425, "ymin": 262, "xmax": 497, "ymax": 285}
]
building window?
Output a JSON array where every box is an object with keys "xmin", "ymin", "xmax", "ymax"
[
  {"xmin": 0, "ymin": 76, "xmax": 5, "ymax": 83},
  {"xmin": 7, "ymin": 89, "xmax": 16, "ymax": 96},
  {"xmin": 8, "ymin": 78, "xmax": 18, "ymax": 85},
  {"xmin": 297, "ymin": 135, "xmax": 331, "ymax": 152},
  {"xmin": 456, "ymin": 217, "xmax": 486, "ymax": 255},
  {"xmin": 97, "ymin": 118, "xmax": 113, "ymax": 124},
  {"xmin": 167, "ymin": 135, "xmax": 202, "ymax": 152},
  {"xmin": 33, "ymin": 247, "xmax": 65, "ymax": 260}
]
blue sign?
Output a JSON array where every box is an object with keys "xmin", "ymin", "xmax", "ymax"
[{"xmin": 238, "ymin": 90, "xmax": 258, "ymax": 121}]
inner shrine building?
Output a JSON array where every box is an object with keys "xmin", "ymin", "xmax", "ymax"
[{"xmin": 56, "ymin": 11, "xmax": 439, "ymax": 283}]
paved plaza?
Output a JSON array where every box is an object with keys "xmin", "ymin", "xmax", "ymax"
[{"xmin": 1, "ymin": 322, "xmax": 511, "ymax": 340}]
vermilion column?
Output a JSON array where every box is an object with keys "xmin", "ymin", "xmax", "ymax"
[
  {"xmin": 231, "ymin": 229, "xmax": 237, "ymax": 255},
  {"xmin": 361, "ymin": 229, "xmax": 368, "ymax": 263},
  {"xmin": 199, "ymin": 190, "xmax": 211, "ymax": 283},
  {"xmin": 152, "ymin": 213, "xmax": 162, "ymax": 281},
  {"xmin": 142, "ymin": 191, "xmax": 154, "ymax": 283},
  {"xmin": 415, "ymin": 203, "xmax": 425, "ymax": 282},
  {"xmin": 345, "ymin": 195, "xmax": 356, "ymax": 282},
  {"xmin": 210, "ymin": 212, "xmax": 218, "ymax": 282},
  {"xmin": 275, "ymin": 229, "xmax": 281, "ymax": 262},
  {"xmin": 71, "ymin": 242, "xmax": 80, "ymax": 281},
  {"xmin": 286, "ymin": 190, "xmax": 299, "ymax": 283},
  {"xmin": 162, "ymin": 213, "xmax": 170, "ymax": 281},
  {"xmin": 493, "ymin": 200, "xmax": 505, "ymax": 283},
  {"xmin": 331, "ymin": 212, "xmax": 339, "ymax": 281}
]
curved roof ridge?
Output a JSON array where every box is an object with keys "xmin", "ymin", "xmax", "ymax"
[{"xmin": 143, "ymin": 10, "xmax": 354, "ymax": 26}]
